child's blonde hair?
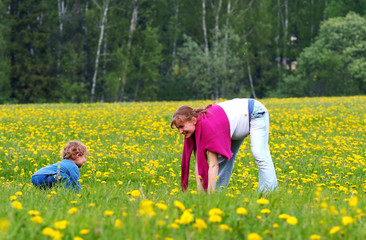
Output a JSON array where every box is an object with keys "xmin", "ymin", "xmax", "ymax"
[{"xmin": 62, "ymin": 141, "xmax": 88, "ymax": 160}]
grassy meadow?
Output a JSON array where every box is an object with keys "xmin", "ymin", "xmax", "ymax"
[{"xmin": 0, "ymin": 96, "xmax": 365, "ymax": 240}]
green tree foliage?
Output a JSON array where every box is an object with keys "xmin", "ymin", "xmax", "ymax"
[
  {"xmin": 279, "ymin": 12, "xmax": 366, "ymax": 96},
  {"xmin": 128, "ymin": 24, "xmax": 162, "ymax": 101},
  {"xmin": 325, "ymin": 0, "xmax": 366, "ymax": 18},
  {"xmin": 9, "ymin": 0, "xmax": 57, "ymax": 103},
  {"xmin": 1, "ymin": 0, "xmax": 366, "ymax": 103},
  {"xmin": 177, "ymin": 30, "xmax": 244, "ymax": 99},
  {"xmin": 0, "ymin": 0, "xmax": 11, "ymax": 103}
]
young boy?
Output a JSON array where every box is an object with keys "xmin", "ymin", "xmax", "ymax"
[{"xmin": 31, "ymin": 141, "xmax": 88, "ymax": 191}]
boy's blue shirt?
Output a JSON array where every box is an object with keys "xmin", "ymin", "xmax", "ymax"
[{"xmin": 32, "ymin": 159, "xmax": 81, "ymax": 190}]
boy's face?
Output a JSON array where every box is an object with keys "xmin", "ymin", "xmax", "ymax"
[{"xmin": 74, "ymin": 155, "xmax": 86, "ymax": 168}]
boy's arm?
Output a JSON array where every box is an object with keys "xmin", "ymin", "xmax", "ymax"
[
  {"xmin": 68, "ymin": 163, "xmax": 82, "ymax": 190},
  {"xmin": 207, "ymin": 151, "xmax": 219, "ymax": 193}
]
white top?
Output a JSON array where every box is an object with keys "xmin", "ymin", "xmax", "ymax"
[{"xmin": 218, "ymin": 98, "xmax": 250, "ymax": 140}]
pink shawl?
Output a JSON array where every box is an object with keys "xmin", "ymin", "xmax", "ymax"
[{"xmin": 181, "ymin": 105, "xmax": 232, "ymax": 191}]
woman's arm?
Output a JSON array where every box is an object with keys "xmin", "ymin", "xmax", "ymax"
[
  {"xmin": 207, "ymin": 151, "xmax": 219, "ymax": 193},
  {"xmin": 195, "ymin": 157, "xmax": 204, "ymax": 192}
]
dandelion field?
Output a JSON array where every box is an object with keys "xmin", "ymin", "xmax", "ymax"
[{"xmin": 0, "ymin": 96, "xmax": 365, "ymax": 240}]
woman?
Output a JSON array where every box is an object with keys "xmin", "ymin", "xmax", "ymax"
[{"xmin": 171, "ymin": 98, "xmax": 278, "ymax": 193}]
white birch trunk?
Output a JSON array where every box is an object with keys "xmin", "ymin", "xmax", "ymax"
[
  {"xmin": 247, "ymin": 61, "xmax": 256, "ymax": 99},
  {"xmin": 222, "ymin": 0, "xmax": 231, "ymax": 98},
  {"xmin": 214, "ymin": 0, "xmax": 222, "ymax": 59},
  {"xmin": 171, "ymin": 0, "xmax": 179, "ymax": 69},
  {"xmin": 202, "ymin": 0, "xmax": 209, "ymax": 57},
  {"xmin": 101, "ymin": 23, "xmax": 107, "ymax": 102},
  {"xmin": 223, "ymin": 0, "xmax": 231, "ymax": 65},
  {"xmin": 57, "ymin": 0, "xmax": 66, "ymax": 81},
  {"xmin": 283, "ymin": 0, "xmax": 288, "ymax": 68},
  {"xmin": 119, "ymin": 0, "xmax": 138, "ymax": 101},
  {"xmin": 323, "ymin": 0, "xmax": 328, "ymax": 21},
  {"xmin": 310, "ymin": 0, "xmax": 314, "ymax": 42},
  {"xmin": 276, "ymin": 0, "xmax": 281, "ymax": 68},
  {"xmin": 91, "ymin": 0, "xmax": 110, "ymax": 101}
]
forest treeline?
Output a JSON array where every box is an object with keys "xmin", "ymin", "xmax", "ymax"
[{"xmin": 0, "ymin": 0, "xmax": 365, "ymax": 103}]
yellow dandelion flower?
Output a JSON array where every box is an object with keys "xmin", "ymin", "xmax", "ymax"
[
  {"xmin": 158, "ymin": 220, "xmax": 165, "ymax": 226},
  {"xmin": 236, "ymin": 207, "xmax": 248, "ymax": 215},
  {"xmin": 208, "ymin": 208, "xmax": 224, "ymax": 216},
  {"xmin": 74, "ymin": 237, "xmax": 83, "ymax": 240},
  {"xmin": 208, "ymin": 214, "xmax": 222, "ymax": 223},
  {"xmin": 310, "ymin": 234, "xmax": 322, "ymax": 240},
  {"xmin": 9, "ymin": 196, "xmax": 17, "ymax": 201},
  {"xmin": 279, "ymin": 214, "xmax": 291, "ymax": 219},
  {"xmin": 260, "ymin": 209, "xmax": 271, "ymax": 214},
  {"xmin": 80, "ymin": 229, "xmax": 90, "ymax": 235},
  {"xmin": 178, "ymin": 210, "xmax": 194, "ymax": 225},
  {"xmin": 115, "ymin": 219, "xmax": 123, "ymax": 229},
  {"xmin": 329, "ymin": 206, "xmax": 338, "ymax": 215},
  {"xmin": 138, "ymin": 200, "xmax": 156, "ymax": 217},
  {"xmin": 68, "ymin": 207, "xmax": 78, "ymax": 215},
  {"xmin": 89, "ymin": 203, "xmax": 95, "ymax": 207},
  {"xmin": 15, "ymin": 191, "xmax": 22, "ymax": 196},
  {"xmin": 170, "ymin": 223, "xmax": 179, "ymax": 229},
  {"xmin": 42, "ymin": 227, "xmax": 63, "ymax": 240},
  {"xmin": 104, "ymin": 210, "xmax": 114, "ymax": 216},
  {"xmin": 0, "ymin": 218, "xmax": 10, "ymax": 231},
  {"xmin": 342, "ymin": 216, "xmax": 353, "ymax": 226},
  {"xmin": 219, "ymin": 224, "xmax": 232, "ymax": 232},
  {"xmin": 54, "ymin": 220, "xmax": 69, "ymax": 230},
  {"xmin": 329, "ymin": 226, "xmax": 341, "ymax": 235},
  {"xmin": 286, "ymin": 216, "xmax": 298, "ymax": 225},
  {"xmin": 131, "ymin": 190, "xmax": 141, "ymax": 197},
  {"xmin": 70, "ymin": 201, "xmax": 77, "ymax": 204},
  {"xmin": 42, "ymin": 227, "xmax": 56, "ymax": 237},
  {"xmin": 11, "ymin": 201, "xmax": 22, "ymax": 210},
  {"xmin": 247, "ymin": 233, "xmax": 262, "ymax": 240},
  {"xmin": 28, "ymin": 210, "xmax": 40, "ymax": 216},
  {"xmin": 273, "ymin": 223, "xmax": 279, "ymax": 229},
  {"xmin": 156, "ymin": 203, "xmax": 168, "ymax": 211},
  {"xmin": 31, "ymin": 216, "xmax": 44, "ymax": 224},
  {"xmin": 193, "ymin": 218, "xmax": 207, "ymax": 232},
  {"xmin": 174, "ymin": 200, "xmax": 185, "ymax": 211},
  {"xmin": 257, "ymin": 198, "xmax": 269, "ymax": 205},
  {"xmin": 320, "ymin": 202, "xmax": 328, "ymax": 209},
  {"xmin": 349, "ymin": 196, "xmax": 358, "ymax": 207}
]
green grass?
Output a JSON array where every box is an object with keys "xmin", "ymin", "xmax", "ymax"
[{"xmin": 0, "ymin": 96, "xmax": 365, "ymax": 240}]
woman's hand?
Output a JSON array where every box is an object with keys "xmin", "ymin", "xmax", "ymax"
[
  {"xmin": 207, "ymin": 151, "xmax": 219, "ymax": 193},
  {"xmin": 195, "ymin": 159, "xmax": 204, "ymax": 191}
]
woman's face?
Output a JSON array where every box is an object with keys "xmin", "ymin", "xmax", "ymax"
[{"xmin": 176, "ymin": 117, "xmax": 197, "ymax": 138}]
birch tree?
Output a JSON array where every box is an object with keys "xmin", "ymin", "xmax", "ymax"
[
  {"xmin": 91, "ymin": 0, "xmax": 110, "ymax": 102},
  {"xmin": 201, "ymin": 0, "xmax": 209, "ymax": 58},
  {"xmin": 171, "ymin": 0, "xmax": 179, "ymax": 69},
  {"xmin": 119, "ymin": 0, "xmax": 138, "ymax": 102},
  {"xmin": 57, "ymin": 0, "xmax": 67, "ymax": 81}
]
